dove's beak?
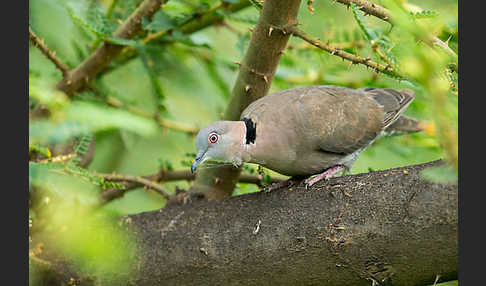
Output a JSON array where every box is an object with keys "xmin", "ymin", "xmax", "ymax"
[
  {"xmin": 191, "ymin": 152, "xmax": 205, "ymax": 174},
  {"xmin": 191, "ymin": 159, "xmax": 200, "ymax": 174}
]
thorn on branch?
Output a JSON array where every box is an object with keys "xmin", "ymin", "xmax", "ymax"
[
  {"xmin": 29, "ymin": 27, "xmax": 70, "ymax": 76},
  {"xmin": 307, "ymin": 0, "xmax": 315, "ymax": 13}
]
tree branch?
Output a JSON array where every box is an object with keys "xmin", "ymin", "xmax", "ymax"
[
  {"xmin": 99, "ymin": 169, "xmax": 285, "ymax": 204},
  {"xmin": 332, "ymin": 0, "xmax": 457, "ymax": 57},
  {"xmin": 287, "ymin": 40, "xmax": 365, "ymax": 51},
  {"xmin": 29, "ymin": 27, "xmax": 70, "ymax": 76},
  {"xmin": 55, "ymin": 0, "xmax": 168, "ymax": 95},
  {"xmin": 34, "ymin": 160, "xmax": 458, "ymax": 285},
  {"xmin": 101, "ymin": 0, "xmax": 252, "ymax": 77},
  {"xmin": 287, "ymin": 26, "xmax": 404, "ymax": 79},
  {"xmin": 189, "ymin": 0, "xmax": 303, "ymax": 200},
  {"xmin": 333, "ymin": 0, "xmax": 391, "ymax": 22},
  {"xmin": 104, "ymin": 96, "xmax": 199, "ymax": 135},
  {"xmin": 99, "ymin": 173, "xmax": 171, "ymax": 200}
]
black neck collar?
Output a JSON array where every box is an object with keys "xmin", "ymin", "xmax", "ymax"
[{"xmin": 241, "ymin": 117, "xmax": 256, "ymax": 144}]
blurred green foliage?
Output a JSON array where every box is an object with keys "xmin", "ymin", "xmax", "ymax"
[{"xmin": 29, "ymin": 0, "xmax": 457, "ymax": 283}]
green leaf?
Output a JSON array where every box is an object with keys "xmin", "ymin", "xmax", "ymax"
[
  {"xmin": 143, "ymin": 10, "xmax": 177, "ymax": 31},
  {"xmin": 420, "ymin": 165, "xmax": 458, "ymax": 184},
  {"xmin": 164, "ymin": 31, "xmax": 212, "ymax": 48},
  {"xmin": 29, "ymin": 102, "xmax": 158, "ymax": 145},
  {"xmin": 29, "ymin": 144, "xmax": 51, "ymax": 158},
  {"xmin": 46, "ymin": 204, "xmax": 135, "ymax": 279},
  {"xmin": 409, "ymin": 10, "xmax": 439, "ymax": 19},
  {"xmin": 139, "ymin": 49, "xmax": 168, "ymax": 113},
  {"xmin": 217, "ymin": 10, "xmax": 258, "ymax": 24},
  {"xmin": 87, "ymin": 1, "xmax": 114, "ymax": 35},
  {"xmin": 29, "ymin": 121, "xmax": 89, "ymax": 145},
  {"xmin": 105, "ymin": 37, "xmax": 140, "ymax": 47},
  {"xmin": 66, "ymin": 101, "xmax": 158, "ymax": 137},
  {"xmin": 158, "ymin": 159, "xmax": 174, "ymax": 171},
  {"xmin": 249, "ymin": 0, "xmax": 263, "ymax": 10},
  {"xmin": 29, "ymin": 77, "xmax": 69, "ymax": 112},
  {"xmin": 61, "ymin": 0, "xmax": 111, "ymax": 38}
]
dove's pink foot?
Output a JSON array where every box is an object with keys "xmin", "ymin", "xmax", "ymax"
[{"xmin": 304, "ymin": 165, "xmax": 346, "ymax": 188}]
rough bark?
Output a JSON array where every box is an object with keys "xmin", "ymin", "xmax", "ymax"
[
  {"xmin": 189, "ymin": 0, "xmax": 303, "ymax": 199},
  {"xmin": 33, "ymin": 160, "xmax": 458, "ymax": 286}
]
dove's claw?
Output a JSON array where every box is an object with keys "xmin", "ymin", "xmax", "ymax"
[{"xmin": 303, "ymin": 165, "xmax": 346, "ymax": 188}]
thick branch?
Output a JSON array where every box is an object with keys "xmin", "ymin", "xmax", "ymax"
[
  {"xmin": 55, "ymin": 0, "xmax": 168, "ymax": 95},
  {"xmin": 29, "ymin": 27, "xmax": 70, "ymax": 76},
  {"xmin": 189, "ymin": 0, "xmax": 303, "ymax": 199},
  {"xmin": 35, "ymin": 160, "xmax": 458, "ymax": 285}
]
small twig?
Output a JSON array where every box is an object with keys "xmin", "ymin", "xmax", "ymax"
[
  {"xmin": 29, "ymin": 27, "xmax": 70, "ymax": 76},
  {"xmin": 220, "ymin": 20, "xmax": 244, "ymax": 36},
  {"xmin": 287, "ymin": 40, "xmax": 365, "ymax": 51},
  {"xmin": 105, "ymin": 96, "xmax": 199, "ymax": 135},
  {"xmin": 333, "ymin": 0, "xmax": 391, "ymax": 22},
  {"xmin": 56, "ymin": 0, "xmax": 169, "ymax": 95},
  {"xmin": 106, "ymin": 0, "xmax": 121, "ymax": 20},
  {"xmin": 331, "ymin": 0, "xmax": 457, "ymax": 58},
  {"xmin": 29, "ymin": 254, "xmax": 52, "ymax": 267},
  {"xmin": 102, "ymin": 0, "xmax": 251, "ymax": 77},
  {"xmin": 253, "ymin": 219, "xmax": 262, "ymax": 234},
  {"xmin": 35, "ymin": 154, "xmax": 76, "ymax": 164},
  {"xmin": 371, "ymin": 42, "xmax": 393, "ymax": 67},
  {"xmin": 432, "ymin": 274, "xmax": 441, "ymax": 285},
  {"xmin": 98, "ymin": 173, "xmax": 171, "ymax": 200},
  {"xmin": 432, "ymin": 37, "xmax": 457, "ymax": 58},
  {"xmin": 287, "ymin": 26, "xmax": 404, "ymax": 79},
  {"xmin": 143, "ymin": 2, "xmax": 225, "ymax": 44},
  {"xmin": 99, "ymin": 169, "xmax": 285, "ymax": 203}
]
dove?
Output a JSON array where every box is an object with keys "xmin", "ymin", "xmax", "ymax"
[{"xmin": 191, "ymin": 85, "xmax": 420, "ymax": 188}]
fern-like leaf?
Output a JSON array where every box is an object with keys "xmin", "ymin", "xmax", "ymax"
[
  {"xmin": 139, "ymin": 48, "xmax": 168, "ymax": 113},
  {"xmin": 409, "ymin": 10, "xmax": 439, "ymax": 19},
  {"xmin": 61, "ymin": 0, "xmax": 112, "ymax": 39},
  {"xmin": 350, "ymin": 2, "xmax": 397, "ymax": 66}
]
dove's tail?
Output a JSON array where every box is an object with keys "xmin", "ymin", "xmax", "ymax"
[
  {"xmin": 360, "ymin": 88, "xmax": 417, "ymax": 130},
  {"xmin": 383, "ymin": 115, "xmax": 424, "ymax": 137}
]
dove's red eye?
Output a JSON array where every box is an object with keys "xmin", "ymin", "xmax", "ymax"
[{"xmin": 208, "ymin": 133, "xmax": 219, "ymax": 144}]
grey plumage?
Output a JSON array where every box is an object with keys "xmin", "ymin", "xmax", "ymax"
[{"xmin": 192, "ymin": 85, "xmax": 419, "ymax": 181}]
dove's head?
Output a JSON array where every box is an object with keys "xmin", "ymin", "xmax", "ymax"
[{"xmin": 191, "ymin": 121, "xmax": 248, "ymax": 173}]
